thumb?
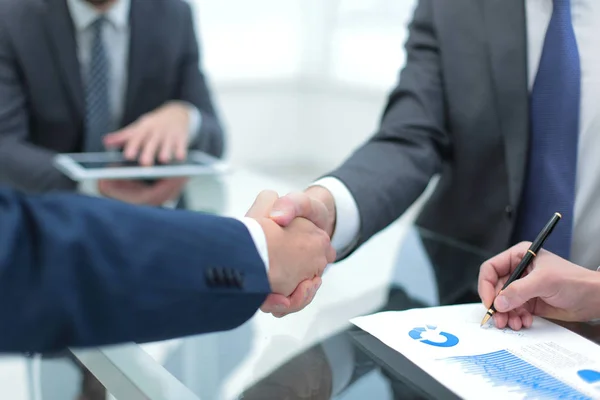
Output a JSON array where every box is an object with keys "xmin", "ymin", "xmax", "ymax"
[
  {"xmin": 270, "ymin": 192, "xmax": 329, "ymax": 230},
  {"xmin": 494, "ymin": 274, "xmax": 545, "ymax": 312},
  {"xmin": 246, "ymin": 190, "xmax": 279, "ymax": 218}
]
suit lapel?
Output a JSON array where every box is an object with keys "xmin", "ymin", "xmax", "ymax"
[
  {"xmin": 122, "ymin": 0, "xmax": 158, "ymax": 126},
  {"xmin": 483, "ymin": 0, "xmax": 529, "ymax": 207},
  {"xmin": 43, "ymin": 0, "xmax": 85, "ymax": 120}
]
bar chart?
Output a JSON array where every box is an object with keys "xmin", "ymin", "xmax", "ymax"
[{"xmin": 442, "ymin": 350, "xmax": 591, "ymax": 399}]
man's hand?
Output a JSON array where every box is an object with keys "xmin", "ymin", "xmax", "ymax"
[
  {"xmin": 269, "ymin": 186, "xmax": 337, "ymax": 237},
  {"xmin": 103, "ymin": 101, "xmax": 191, "ymax": 166},
  {"xmin": 246, "ymin": 191, "xmax": 336, "ymax": 312},
  {"xmin": 98, "ymin": 178, "xmax": 188, "ymax": 206},
  {"xmin": 254, "ymin": 187, "xmax": 336, "ymax": 317},
  {"xmin": 478, "ymin": 242, "xmax": 600, "ymax": 330}
]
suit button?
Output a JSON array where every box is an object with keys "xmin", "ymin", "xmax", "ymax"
[
  {"xmin": 205, "ymin": 268, "xmax": 216, "ymax": 286},
  {"xmin": 214, "ymin": 268, "xmax": 225, "ymax": 285},
  {"xmin": 233, "ymin": 270, "xmax": 244, "ymax": 288},
  {"xmin": 505, "ymin": 205, "xmax": 513, "ymax": 218},
  {"xmin": 224, "ymin": 269, "xmax": 234, "ymax": 287}
]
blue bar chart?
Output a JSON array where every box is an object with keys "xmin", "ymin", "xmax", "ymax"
[{"xmin": 441, "ymin": 350, "xmax": 591, "ymax": 399}]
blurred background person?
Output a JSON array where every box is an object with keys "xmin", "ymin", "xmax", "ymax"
[{"xmin": 0, "ymin": 0, "xmax": 223, "ymax": 207}]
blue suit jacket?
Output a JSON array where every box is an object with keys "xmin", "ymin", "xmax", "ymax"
[{"xmin": 0, "ymin": 188, "xmax": 270, "ymax": 353}]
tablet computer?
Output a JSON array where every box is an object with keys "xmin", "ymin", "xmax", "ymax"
[{"xmin": 53, "ymin": 150, "xmax": 229, "ymax": 181}]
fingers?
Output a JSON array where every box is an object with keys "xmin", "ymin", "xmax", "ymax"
[
  {"xmin": 270, "ymin": 192, "xmax": 330, "ymax": 231},
  {"xmin": 272, "ymin": 278, "xmax": 322, "ymax": 318},
  {"xmin": 174, "ymin": 135, "xmax": 187, "ymax": 161},
  {"xmin": 478, "ymin": 242, "xmax": 531, "ymax": 308},
  {"xmin": 158, "ymin": 135, "xmax": 176, "ymax": 165},
  {"xmin": 260, "ymin": 293, "xmax": 292, "ymax": 314},
  {"xmin": 123, "ymin": 126, "xmax": 147, "ymax": 161},
  {"xmin": 493, "ymin": 311, "xmax": 509, "ymax": 329},
  {"xmin": 97, "ymin": 179, "xmax": 147, "ymax": 203},
  {"xmin": 493, "ymin": 270, "xmax": 549, "ymax": 313},
  {"xmin": 144, "ymin": 178, "xmax": 188, "ymax": 205},
  {"xmin": 246, "ymin": 190, "xmax": 280, "ymax": 218},
  {"xmin": 494, "ymin": 307, "xmax": 532, "ymax": 331},
  {"xmin": 103, "ymin": 128, "xmax": 133, "ymax": 149},
  {"xmin": 139, "ymin": 129, "xmax": 163, "ymax": 166}
]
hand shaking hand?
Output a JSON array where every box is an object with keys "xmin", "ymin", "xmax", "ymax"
[
  {"xmin": 246, "ymin": 190, "xmax": 336, "ymax": 315},
  {"xmin": 247, "ymin": 187, "xmax": 337, "ymax": 317}
]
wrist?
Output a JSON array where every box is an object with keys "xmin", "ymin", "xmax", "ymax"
[{"xmin": 305, "ymin": 185, "xmax": 336, "ymax": 237}]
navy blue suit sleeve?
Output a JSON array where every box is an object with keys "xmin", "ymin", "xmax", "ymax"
[{"xmin": 0, "ymin": 188, "xmax": 270, "ymax": 353}]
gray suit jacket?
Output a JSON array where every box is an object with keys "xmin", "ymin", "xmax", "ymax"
[
  {"xmin": 0, "ymin": 0, "xmax": 224, "ymax": 193},
  {"xmin": 328, "ymin": 0, "xmax": 528, "ymax": 303}
]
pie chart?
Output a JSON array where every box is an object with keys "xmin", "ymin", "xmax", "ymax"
[
  {"xmin": 409, "ymin": 325, "xmax": 459, "ymax": 348},
  {"xmin": 577, "ymin": 369, "xmax": 600, "ymax": 384}
]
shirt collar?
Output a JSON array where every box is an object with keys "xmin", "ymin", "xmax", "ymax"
[{"xmin": 66, "ymin": 0, "xmax": 131, "ymax": 31}]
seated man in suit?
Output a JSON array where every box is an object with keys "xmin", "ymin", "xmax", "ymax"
[
  {"xmin": 0, "ymin": 188, "xmax": 334, "ymax": 353},
  {"xmin": 0, "ymin": 0, "xmax": 223, "ymax": 206},
  {"xmin": 260, "ymin": 0, "xmax": 600, "ymax": 316}
]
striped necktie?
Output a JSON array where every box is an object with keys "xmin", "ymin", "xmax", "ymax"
[
  {"xmin": 512, "ymin": 0, "xmax": 581, "ymax": 259},
  {"xmin": 84, "ymin": 17, "xmax": 111, "ymax": 153}
]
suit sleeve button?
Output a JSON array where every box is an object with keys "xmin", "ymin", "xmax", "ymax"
[
  {"xmin": 224, "ymin": 269, "xmax": 235, "ymax": 287},
  {"xmin": 214, "ymin": 268, "xmax": 225, "ymax": 285},
  {"xmin": 233, "ymin": 271, "xmax": 244, "ymax": 288},
  {"xmin": 205, "ymin": 268, "xmax": 215, "ymax": 286}
]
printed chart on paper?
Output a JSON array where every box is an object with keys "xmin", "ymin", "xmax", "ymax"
[{"xmin": 351, "ymin": 304, "xmax": 600, "ymax": 399}]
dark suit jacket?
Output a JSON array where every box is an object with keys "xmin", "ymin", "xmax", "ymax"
[
  {"xmin": 329, "ymin": 0, "xmax": 529, "ymax": 303},
  {"xmin": 0, "ymin": 0, "xmax": 224, "ymax": 193},
  {"xmin": 0, "ymin": 186, "xmax": 269, "ymax": 353}
]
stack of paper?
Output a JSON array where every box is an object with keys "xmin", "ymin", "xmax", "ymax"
[{"xmin": 351, "ymin": 304, "xmax": 600, "ymax": 399}]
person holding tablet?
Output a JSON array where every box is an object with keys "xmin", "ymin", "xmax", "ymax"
[{"xmin": 0, "ymin": 0, "xmax": 223, "ymax": 206}]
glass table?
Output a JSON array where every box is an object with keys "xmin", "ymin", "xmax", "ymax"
[{"xmin": 11, "ymin": 169, "xmax": 599, "ymax": 399}]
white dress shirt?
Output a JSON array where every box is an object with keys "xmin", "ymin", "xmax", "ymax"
[
  {"xmin": 315, "ymin": 0, "xmax": 600, "ymax": 270},
  {"xmin": 65, "ymin": 0, "xmax": 201, "ymax": 144}
]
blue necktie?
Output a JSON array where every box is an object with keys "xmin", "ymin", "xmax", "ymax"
[
  {"xmin": 512, "ymin": 0, "xmax": 581, "ymax": 259},
  {"xmin": 84, "ymin": 17, "xmax": 111, "ymax": 152}
]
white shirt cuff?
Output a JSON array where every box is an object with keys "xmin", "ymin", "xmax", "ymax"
[
  {"xmin": 310, "ymin": 177, "xmax": 360, "ymax": 253},
  {"xmin": 238, "ymin": 217, "xmax": 269, "ymax": 271},
  {"xmin": 185, "ymin": 104, "xmax": 202, "ymax": 145}
]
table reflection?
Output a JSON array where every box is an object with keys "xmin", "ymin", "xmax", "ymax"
[
  {"xmin": 63, "ymin": 173, "xmax": 600, "ymax": 400},
  {"xmin": 239, "ymin": 227, "xmax": 600, "ymax": 400}
]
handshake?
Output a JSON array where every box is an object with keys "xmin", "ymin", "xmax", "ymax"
[{"xmin": 245, "ymin": 187, "xmax": 337, "ymax": 318}]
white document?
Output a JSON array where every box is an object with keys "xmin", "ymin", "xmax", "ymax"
[{"xmin": 351, "ymin": 304, "xmax": 600, "ymax": 399}]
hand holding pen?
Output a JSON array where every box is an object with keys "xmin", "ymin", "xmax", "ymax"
[
  {"xmin": 477, "ymin": 233, "xmax": 600, "ymax": 330},
  {"xmin": 480, "ymin": 213, "xmax": 562, "ymax": 327}
]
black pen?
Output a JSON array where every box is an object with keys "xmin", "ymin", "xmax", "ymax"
[{"xmin": 480, "ymin": 212, "xmax": 562, "ymax": 326}]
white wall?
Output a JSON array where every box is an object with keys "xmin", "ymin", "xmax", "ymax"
[{"xmin": 189, "ymin": 0, "xmax": 417, "ymax": 180}]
